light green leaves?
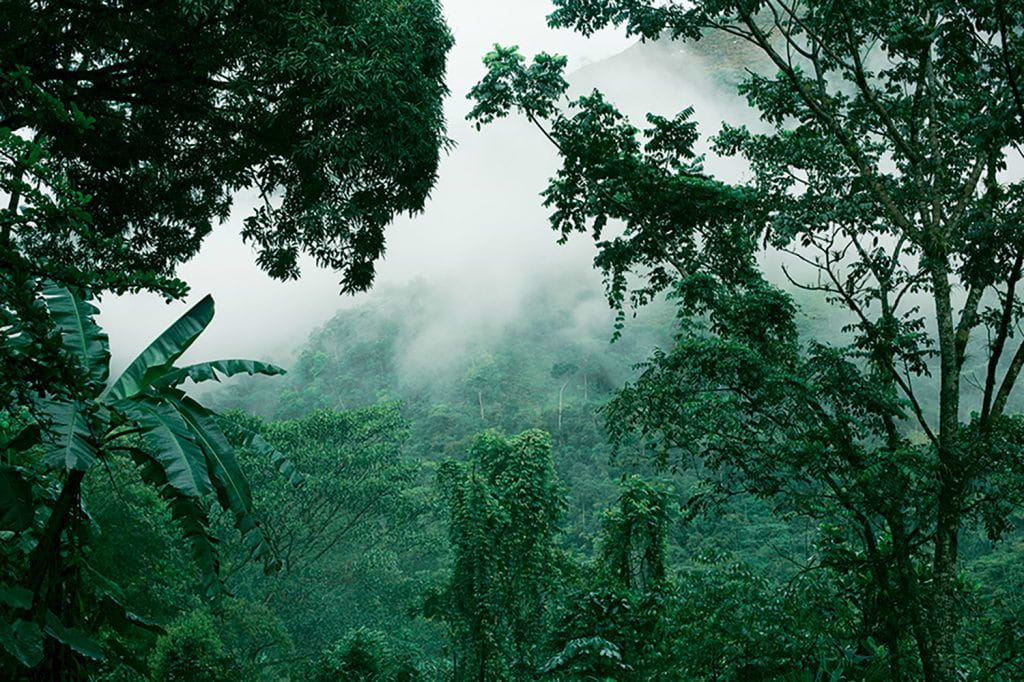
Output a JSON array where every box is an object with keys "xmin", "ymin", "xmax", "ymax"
[
  {"xmin": 119, "ymin": 399, "xmax": 213, "ymax": 499},
  {"xmin": 154, "ymin": 359, "xmax": 286, "ymax": 389},
  {"xmin": 22, "ymin": 286, "xmax": 297, "ymax": 624}
]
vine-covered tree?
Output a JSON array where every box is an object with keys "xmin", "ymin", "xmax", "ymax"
[
  {"xmin": 432, "ymin": 430, "xmax": 563, "ymax": 681},
  {"xmin": 469, "ymin": 2, "xmax": 1024, "ymax": 679},
  {"xmin": 543, "ymin": 476, "xmax": 673, "ymax": 680}
]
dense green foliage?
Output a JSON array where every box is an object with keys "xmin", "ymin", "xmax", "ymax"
[
  {"xmin": 7, "ymin": 1, "xmax": 1024, "ymax": 681},
  {"xmin": 0, "ymin": 3, "xmax": 453, "ymax": 678},
  {"xmin": 1, "ymin": 0, "xmax": 452, "ymax": 405}
]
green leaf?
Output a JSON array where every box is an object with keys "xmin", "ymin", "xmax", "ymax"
[
  {"xmin": 38, "ymin": 400, "xmax": 98, "ymax": 471},
  {"xmin": 2, "ymin": 424, "xmax": 41, "ymax": 453},
  {"xmin": 0, "ymin": 467, "xmax": 33, "ymax": 532},
  {"xmin": 0, "ymin": 619, "xmax": 43, "ymax": 668},
  {"xmin": 171, "ymin": 396, "xmax": 286, "ymax": 570},
  {"xmin": 104, "ymin": 295, "xmax": 215, "ymax": 401},
  {"xmin": 41, "ymin": 281, "xmax": 110, "ymax": 393},
  {"xmin": 154, "ymin": 359, "xmax": 286, "ymax": 389},
  {"xmin": 124, "ymin": 445, "xmax": 221, "ymax": 598},
  {"xmin": 0, "ymin": 584, "xmax": 32, "ymax": 610},
  {"xmin": 240, "ymin": 429, "xmax": 305, "ymax": 487},
  {"xmin": 44, "ymin": 611, "xmax": 106, "ymax": 662},
  {"xmin": 118, "ymin": 399, "xmax": 212, "ymax": 498}
]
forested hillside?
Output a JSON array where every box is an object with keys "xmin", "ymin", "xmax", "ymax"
[{"xmin": 7, "ymin": 1, "xmax": 1024, "ymax": 681}]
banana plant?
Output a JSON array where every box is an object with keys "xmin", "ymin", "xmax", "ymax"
[{"xmin": 1, "ymin": 282, "xmax": 302, "ymax": 670}]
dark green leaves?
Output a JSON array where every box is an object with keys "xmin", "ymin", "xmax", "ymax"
[
  {"xmin": 467, "ymin": 45, "xmax": 569, "ymax": 127},
  {"xmin": 43, "ymin": 613, "xmax": 105, "ymax": 662},
  {"xmin": 0, "ymin": 467, "xmax": 34, "ymax": 532},
  {"xmin": 41, "ymin": 282, "xmax": 110, "ymax": 394},
  {"xmin": 0, "ymin": 619, "xmax": 43, "ymax": 668},
  {"xmin": 105, "ymin": 296, "xmax": 215, "ymax": 402},
  {"xmin": 120, "ymin": 399, "xmax": 213, "ymax": 499},
  {"xmin": 469, "ymin": 47, "xmax": 755, "ymax": 320},
  {"xmin": 38, "ymin": 399, "xmax": 98, "ymax": 472}
]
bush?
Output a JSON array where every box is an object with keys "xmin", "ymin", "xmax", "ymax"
[
  {"xmin": 149, "ymin": 609, "xmax": 233, "ymax": 682},
  {"xmin": 311, "ymin": 628, "xmax": 421, "ymax": 681}
]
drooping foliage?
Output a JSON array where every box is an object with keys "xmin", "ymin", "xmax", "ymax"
[
  {"xmin": 432, "ymin": 430, "xmax": 564, "ymax": 681},
  {"xmin": 0, "ymin": 287, "xmax": 299, "ymax": 677}
]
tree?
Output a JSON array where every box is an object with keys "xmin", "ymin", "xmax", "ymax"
[
  {"xmin": 216, "ymin": 405, "xmax": 428, "ymax": 661},
  {"xmin": 0, "ymin": 286, "xmax": 300, "ymax": 677},
  {"xmin": 310, "ymin": 627, "xmax": 424, "ymax": 682},
  {"xmin": 543, "ymin": 477, "xmax": 673, "ymax": 680},
  {"xmin": 551, "ymin": 361, "xmax": 579, "ymax": 433},
  {"xmin": 432, "ymin": 430, "xmax": 563, "ymax": 681},
  {"xmin": 148, "ymin": 609, "xmax": 232, "ymax": 682},
  {"xmin": 469, "ymin": 2, "xmax": 1024, "ymax": 679},
  {"xmin": 1, "ymin": 0, "xmax": 453, "ymax": 405}
]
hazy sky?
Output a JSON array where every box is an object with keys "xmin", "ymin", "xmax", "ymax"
[
  {"xmin": 97, "ymin": 1, "xmax": 642, "ymax": 372},
  {"xmin": 96, "ymin": 2, "xmax": 768, "ymax": 381}
]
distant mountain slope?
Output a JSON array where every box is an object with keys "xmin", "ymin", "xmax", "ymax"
[{"xmin": 575, "ymin": 29, "xmax": 771, "ymax": 89}]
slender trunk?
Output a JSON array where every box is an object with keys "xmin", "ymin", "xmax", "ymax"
[
  {"xmin": 3, "ymin": 161, "xmax": 24, "ymax": 247},
  {"xmin": 26, "ymin": 469, "xmax": 86, "ymax": 681},
  {"xmin": 890, "ymin": 514, "xmax": 937, "ymax": 681},
  {"xmin": 557, "ymin": 380, "xmax": 569, "ymax": 431},
  {"xmin": 477, "ymin": 390, "xmax": 484, "ymax": 421},
  {"xmin": 929, "ymin": 253, "xmax": 961, "ymax": 682},
  {"xmin": 28, "ymin": 470, "xmax": 85, "ymax": 603},
  {"xmin": 858, "ymin": 518, "xmax": 905, "ymax": 681}
]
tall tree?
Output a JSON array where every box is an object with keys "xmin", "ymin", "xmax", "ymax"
[
  {"xmin": 432, "ymin": 430, "xmax": 563, "ymax": 681},
  {"xmin": 469, "ymin": 2, "xmax": 1024, "ymax": 679},
  {"xmin": 1, "ymin": 0, "xmax": 453, "ymax": 406}
]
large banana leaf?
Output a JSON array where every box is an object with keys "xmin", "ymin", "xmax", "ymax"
[
  {"xmin": 124, "ymin": 445, "xmax": 221, "ymax": 598},
  {"xmin": 117, "ymin": 399, "xmax": 212, "ymax": 498},
  {"xmin": 104, "ymin": 295, "xmax": 214, "ymax": 402},
  {"xmin": 0, "ymin": 619, "xmax": 43, "ymax": 668},
  {"xmin": 221, "ymin": 421, "xmax": 305, "ymax": 487},
  {"xmin": 153, "ymin": 359, "xmax": 286, "ymax": 389},
  {"xmin": 41, "ymin": 282, "xmax": 110, "ymax": 393},
  {"xmin": 38, "ymin": 400, "xmax": 98, "ymax": 472},
  {"xmin": 172, "ymin": 395, "xmax": 279, "ymax": 567},
  {"xmin": 44, "ymin": 612, "xmax": 105, "ymax": 662}
]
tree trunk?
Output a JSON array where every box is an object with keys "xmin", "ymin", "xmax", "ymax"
[
  {"xmin": 557, "ymin": 380, "xmax": 569, "ymax": 431},
  {"xmin": 929, "ymin": 253, "xmax": 962, "ymax": 682}
]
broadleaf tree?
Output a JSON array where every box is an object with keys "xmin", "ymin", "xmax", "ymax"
[
  {"xmin": 469, "ymin": 2, "xmax": 1024, "ymax": 679},
  {"xmin": 1, "ymin": 0, "xmax": 453, "ymax": 407}
]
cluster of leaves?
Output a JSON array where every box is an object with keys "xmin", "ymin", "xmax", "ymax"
[
  {"xmin": 1, "ymin": 0, "xmax": 453, "ymax": 411},
  {"xmin": 468, "ymin": 44, "xmax": 757, "ymax": 334}
]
